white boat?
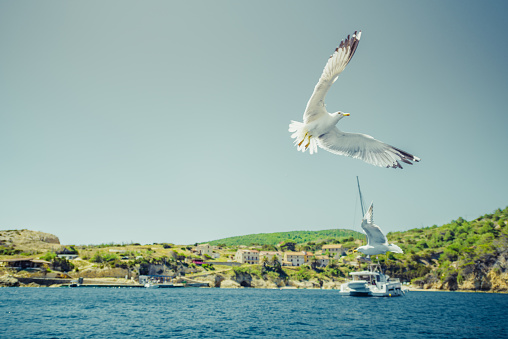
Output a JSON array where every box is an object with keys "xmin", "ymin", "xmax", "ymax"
[
  {"xmin": 340, "ymin": 177, "xmax": 405, "ymax": 297},
  {"xmin": 144, "ymin": 282, "xmax": 184, "ymax": 288},
  {"xmin": 140, "ymin": 275, "xmax": 183, "ymax": 288},
  {"xmin": 339, "ymin": 263, "xmax": 404, "ymax": 297}
]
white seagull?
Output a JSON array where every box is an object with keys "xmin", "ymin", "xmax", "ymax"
[
  {"xmin": 289, "ymin": 31, "xmax": 420, "ymax": 168},
  {"xmin": 357, "ymin": 202, "xmax": 403, "ymax": 257}
]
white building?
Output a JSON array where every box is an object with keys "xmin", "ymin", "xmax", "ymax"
[
  {"xmin": 234, "ymin": 249, "xmax": 259, "ymax": 265},
  {"xmin": 195, "ymin": 244, "xmax": 214, "ymax": 257},
  {"xmin": 284, "ymin": 252, "xmax": 306, "ymax": 267},
  {"xmin": 322, "ymin": 244, "xmax": 346, "ymax": 258}
]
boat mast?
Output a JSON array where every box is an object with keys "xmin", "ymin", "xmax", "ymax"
[
  {"xmin": 356, "ymin": 176, "xmax": 368, "ymax": 249},
  {"xmin": 356, "ymin": 176, "xmax": 366, "ymax": 217}
]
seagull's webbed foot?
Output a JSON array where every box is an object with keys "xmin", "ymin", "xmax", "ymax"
[
  {"xmin": 304, "ymin": 134, "xmax": 312, "ymax": 149},
  {"xmin": 298, "ymin": 132, "xmax": 308, "ymax": 147}
]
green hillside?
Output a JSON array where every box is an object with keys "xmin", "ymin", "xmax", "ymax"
[
  {"xmin": 377, "ymin": 206, "xmax": 508, "ymax": 290},
  {"xmin": 206, "ymin": 229, "xmax": 363, "ymax": 246}
]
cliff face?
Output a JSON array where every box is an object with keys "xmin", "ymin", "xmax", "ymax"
[
  {"xmin": 0, "ymin": 229, "xmax": 60, "ymax": 252},
  {"xmin": 198, "ymin": 271, "xmax": 340, "ymax": 289},
  {"xmin": 192, "ymin": 271, "xmax": 291, "ymax": 289},
  {"xmin": 414, "ymin": 266, "xmax": 508, "ymax": 293},
  {"xmin": 407, "ymin": 240, "xmax": 508, "ymax": 293},
  {"xmin": 453, "ymin": 270, "xmax": 508, "ymax": 292}
]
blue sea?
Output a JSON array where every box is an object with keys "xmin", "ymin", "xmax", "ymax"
[{"xmin": 1, "ymin": 287, "xmax": 507, "ymax": 338}]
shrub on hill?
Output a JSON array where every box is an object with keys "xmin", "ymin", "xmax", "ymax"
[
  {"xmin": 0, "ymin": 246, "xmax": 22, "ymax": 255},
  {"xmin": 52, "ymin": 257, "xmax": 75, "ymax": 272},
  {"xmin": 40, "ymin": 251, "xmax": 56, "ymax": 261},
  {"xmin": 90, "ymin": 252, "xmax": 120, "ymax": 264}
]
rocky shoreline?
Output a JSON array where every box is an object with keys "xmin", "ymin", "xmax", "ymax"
[{"xmin": 3, "ymin": 271, "xmax": 505, "ymax": 294}]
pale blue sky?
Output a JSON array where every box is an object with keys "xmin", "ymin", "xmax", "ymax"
[{"xmin": 1, "ymin": 1, "xmax": 507, "ymax": 245}]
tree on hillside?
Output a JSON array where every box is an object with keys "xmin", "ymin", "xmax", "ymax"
[
  {"xmin": 309, "ymin": 255, "xmax": 319, "ymax": 270},
  {"xmin": 51, "ymin": 257, "xmax": 75, "ymax": 272},
  {"xmin": 261, "ymin": 244, "xmax": 278, "ymax": 251},
  {"xmin": 260, "ymin": 255, "xmax": 269, "ymax": 268},
  {"xmin": 271, "ymin": 255, "xmax": 281, "ymax": 270},
  {"xmin": 280, "ymin": 241, "xmax": 296, "ymax": 252},
  {"xmin": 328, "ymin": 258, "xmax": 339, "ymax": 269}
]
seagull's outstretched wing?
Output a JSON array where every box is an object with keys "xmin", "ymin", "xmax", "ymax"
[
  {"xmin": 317, "ymin": 127, "xmax": 420, "ymax": 168},
  {"xmin": 361, "ymin": 223, "xmax": 388, "ymax": 247},
  {"xmin": 303, "ymin": 31, "xmax": 361, "ymax": 123},
  {"xmin": 363, "ymin": 202, "xmax": 374, "ymax": 224},
  {"xmin": 361, "ymin": 203, "xmax": 388, "ymax": 246}
]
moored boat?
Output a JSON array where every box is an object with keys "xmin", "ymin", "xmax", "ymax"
[
  {"xmin": 144, "ymin": 282, "xmax": 184, "ymax": 288},
  {"xmin": 339, "ymin": 263, "xmax": 404, "ymax": 297},
  {"xmin": 340, "ymin": 177, "xmax": 406, "ymax": 297}
]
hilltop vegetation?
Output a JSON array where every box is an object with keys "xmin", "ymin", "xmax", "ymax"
[{"xmin": 206, "ymin": 229, "xmax": 363, "ymax": 247}]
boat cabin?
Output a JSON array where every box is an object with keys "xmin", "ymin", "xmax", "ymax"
[{"xmin": 350, "ymin": 271, "xmax": 382, "ymax": 284}]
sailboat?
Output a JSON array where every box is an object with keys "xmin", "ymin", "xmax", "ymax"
[{"xmin": 339, "ymin": 177, "xmax": 405, "ymax": 297}]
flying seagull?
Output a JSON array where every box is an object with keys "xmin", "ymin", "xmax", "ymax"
[
  {"xmin": 288, "ymin": 31, "xmax": 420, "ymax": 168},
  {"xmin": 357, "ymin": 203, "xmax": 403, "ymax": 257}
]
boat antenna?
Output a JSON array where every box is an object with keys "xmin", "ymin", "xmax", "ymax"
[{"xmin": 356, "ymin": 176, "xmax": 366, "ymax": 217}]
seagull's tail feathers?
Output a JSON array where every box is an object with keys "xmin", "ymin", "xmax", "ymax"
[
  {"xmin": 289, "ymin": 121, "xmax": 318, "ymax": 154},
  {"xmin": 387, "ymin": 243, "xmax": 403, "ymax": 254}
]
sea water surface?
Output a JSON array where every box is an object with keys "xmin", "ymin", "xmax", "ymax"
[{"xmin": 1, "ymin": 287, "xmax": 507, "ymax": 338}]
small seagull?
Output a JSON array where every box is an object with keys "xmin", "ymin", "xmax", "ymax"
[
  {"xmin": 357, "ymin": 203, "xmax": 403, "ymax": 257},
  {"xmin": 289, "ymin": 31, "xmax": 420, "ymax": 168}
]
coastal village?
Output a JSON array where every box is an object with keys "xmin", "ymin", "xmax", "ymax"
[
  {"xmin": 1, "ymin": 205, "xmax": 508, "ymax": 293},
  {"xmin": 0, "ymin": 242, "xmax": 355, "ymax": 272},
  {"xmin": 0, "ymin": 229, "xmax": 362, "ymax": 289}
]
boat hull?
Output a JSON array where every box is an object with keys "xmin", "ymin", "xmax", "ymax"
[
  {"xmin": 144, "ymin": 283, "xmax": 184, "ymax": 288},
  {"xmin": 339, "ymin": 281, "xmax": 404, "ymax": 297}
]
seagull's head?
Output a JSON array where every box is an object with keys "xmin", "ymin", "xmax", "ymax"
[
  {"xmin": 356, "ymin": 245, "xmax": 367, "ymax": 254},
  {"xmin": 334, "ymin": 111, "xmax": 350, "ymax": 121}
]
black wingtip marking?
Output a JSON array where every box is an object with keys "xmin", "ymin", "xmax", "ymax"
[
  {"xmin": 385, "ymin": 146, "xmax": 421, "ymax": 169},
  {"xmin": 330, "ymin": 31, "xmax": 361, "ymax": 66}
]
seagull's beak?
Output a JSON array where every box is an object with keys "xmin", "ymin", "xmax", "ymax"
[{"xmin": 343, "ymin": 113, "xmax": 350, "ymax": 116}]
